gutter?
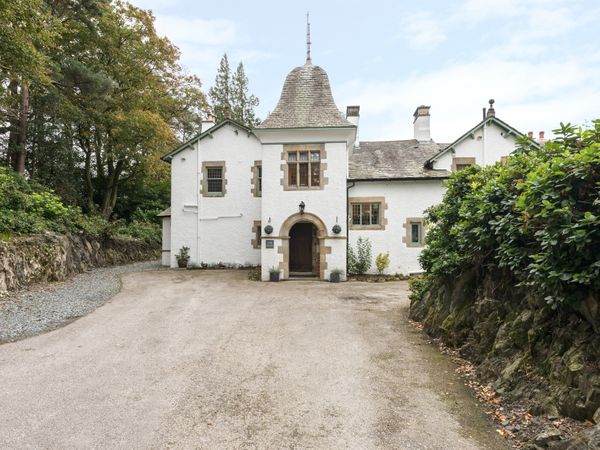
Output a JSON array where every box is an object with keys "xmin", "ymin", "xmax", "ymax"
[
  {"xmin": 346, "ymin": 181, "xmax": 355, "ymax": 276},
  {"xmin": 347, "ymin": 176, "xmax": 449, "ymax": 182}
]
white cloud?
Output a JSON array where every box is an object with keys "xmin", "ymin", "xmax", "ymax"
[
  {"xmin": 398, "ymin": 12, "xmax": 447, "ymax": 49},
  {"xmin": 337, "ymin": 56, "xmax": 600, "ymax": 142},
  {"xmin": 152, "ymin": 16, "xmax": 236, "ymax": 46}
]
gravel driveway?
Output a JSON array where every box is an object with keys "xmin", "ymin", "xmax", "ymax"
[{"xmin": 0, "ymin": 270, "xmax": 507, "ymax": 449}]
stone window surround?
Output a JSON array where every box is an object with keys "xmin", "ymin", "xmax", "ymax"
[
  {"xmin": 348, "ymin": 196, "xmax": 388, "ymax": 230},
  {"xmin": 201, "ymin": 161, "xmax": 227, "ymax": 197},
  {"xmin": 280, "ymin": 144, "xmax": 328, "ymax": 191},
  {"xmin": 251, "ymin": 220, "xmax": 261, "ymax": 249},
  {"xmin": 402, "ymin": 217, "xmax": 426, "ymax": 247},
  {"xmin": 451, "ymin": 157, "xmax": 476, "ymax": 172},
  {"xmin": 250, "ymin": 160, "xmax": 262, "ymax": 197}
]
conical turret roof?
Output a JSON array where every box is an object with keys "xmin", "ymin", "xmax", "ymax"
[{"xmin": 258, "ymin": 62, "xmax": 353, "ymax": 129}]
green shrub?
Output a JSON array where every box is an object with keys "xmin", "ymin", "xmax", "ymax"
[
  {"xmin": 375, "ymin": 252, "xmax": 390, "ymax": 275},
  {"xmin": 418, "ymin": 120, "xmax": 600, "ymax": 308},
  {"xmin": 348, "ymin": 237, "xmax": 372, "ymax": 275},
  {"xmin": 0, "ymin": 166, "xmax": 162, "ymax": 244}
]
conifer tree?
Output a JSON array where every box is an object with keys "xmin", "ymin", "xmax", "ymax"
[
  {"xmin": 208, "ymin": 55, "xmax": 260, "ymax": 127},
  {"xmin": 231, "ymin": 62, "xmax": 260, "ymax": 127},
  {"xmin": 208, "ymin": 54, "xmax": 232, "ymax": 124}
]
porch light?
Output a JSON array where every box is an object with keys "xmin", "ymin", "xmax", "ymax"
[{"xmin": 299, "ymin": 201, "xmax": 305, "ymax": 214}]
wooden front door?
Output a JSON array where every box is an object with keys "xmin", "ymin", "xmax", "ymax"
[{"xmin": 289, "ymin": 222, "xmax": 313, "ymax": 273}]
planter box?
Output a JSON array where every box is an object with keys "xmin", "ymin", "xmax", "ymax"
[
  {"xmin": 269, "ymin": 272, "xmax": 280, "ymax": 282},
  {"xmin": 330, "ymin": 272, "xmax": 341, "ymax": 283},
  {"xmin": 177, "ymin": 259, "xmax": 188, "ymax": 268}
]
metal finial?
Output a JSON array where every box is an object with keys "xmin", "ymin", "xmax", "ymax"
[{"xmin": 306, "ymin": 12, "xmax": 312, "ymax": 64}]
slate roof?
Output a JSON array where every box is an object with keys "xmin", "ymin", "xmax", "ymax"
[
  {"xmin": 257, "ymin": 62, "xmax": 354, "ymax": 129},
  {"xmin": 349, "ymin": 140, "xmax": 450, "ymax": 180}
]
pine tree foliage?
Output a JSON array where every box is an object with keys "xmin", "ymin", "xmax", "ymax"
[{"xmin": 208, "ymin": 54, "xmax": 260, "ymax": 127}]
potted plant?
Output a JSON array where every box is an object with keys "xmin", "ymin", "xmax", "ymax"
[
  {"xmin": 175, "ymin": 246, "xmax": 190, "ymax": 268},
  {"xmin": 269, "ymin": 267, "xmax": 280, "ymax": 282},
  {"xmin": 330, "ymin": 268, "xmax": 343, "ymax": 283}
]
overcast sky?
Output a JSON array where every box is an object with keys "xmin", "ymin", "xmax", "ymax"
[{"xmin": 134, "ymin": 0, "xmax": 599, "ymax": 142}]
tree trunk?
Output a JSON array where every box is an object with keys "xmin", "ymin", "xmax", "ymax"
[
  {"xmin": 6, "ymin": 80, "xmax": 19, "ymax": 168},
  {"xmin": 13, "ymin": 82, "xmax": 30, "ymax": 175},
  {"xmin": 100, "ymin": 159, "xmax": 124, "ymax": 219}
]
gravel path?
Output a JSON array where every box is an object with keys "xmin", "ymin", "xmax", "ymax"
[
  {"xmin": 0, "ymin": 270, "xmax": 508, "ymax": 449},
  {"xmin": 0, "ymin": 260, "xmax": 161, "ymax": 343}
]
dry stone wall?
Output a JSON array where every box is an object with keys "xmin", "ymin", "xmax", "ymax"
[{"xmin": 0, "ymin": 233, "xmax": 159, "ymax": 295}]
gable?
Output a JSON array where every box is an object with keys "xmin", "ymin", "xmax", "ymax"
[{"xmin": 161, "ymin": 119, "xmax": 254, "ymax": 163}]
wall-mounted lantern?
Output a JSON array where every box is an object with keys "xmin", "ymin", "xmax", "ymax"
[{"xmin": 299, "ymin": 201, "xmax": 305, "ymax": 214}]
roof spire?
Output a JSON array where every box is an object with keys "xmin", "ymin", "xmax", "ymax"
[{"xmin": 306, "ymin": 11, "xmax": 312, "ymax": 64}]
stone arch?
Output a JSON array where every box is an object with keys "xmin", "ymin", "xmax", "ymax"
[
  {"xmin": 279, "ymin": 212, "xmax": 328, "ymax": 238},
  {"xmin": 277, "ymin": 212, "xmax": 331, "ymax": 280}
]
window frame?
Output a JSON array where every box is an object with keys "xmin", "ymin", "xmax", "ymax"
[
  {"xmin": 403, "ymin": 217, "xmax": 425, "ymax": 247},
  {"xmin": 451, "ymin": 157, "xmax": 476, "ymax": 172},
  {"xmin": 281, "ymin": 144, "xmax": 327, "ymax": 191},
  {"xmin": 348, "ymin": 196, "xmax": 387, "ymax": 230},
  {"xmin": 251, "ymin": 160, "xmax": 262, "ymax": 197},
  {"xmin": 201, "ymin": 161, "xmax": 226, "ymax": 197}
]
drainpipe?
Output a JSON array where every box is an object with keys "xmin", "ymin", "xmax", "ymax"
[{"xmin": 346, "ymin": 181, "xmax": 355, "ymax": 276}]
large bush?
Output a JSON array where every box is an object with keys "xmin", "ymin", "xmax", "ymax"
[
  {"xmin": 419, "ymin": 121, "xmax": 600, "ymax": 308},
  {"xmin": 0, "ymin": 167, "xmax": 160, "ymax": 243}
]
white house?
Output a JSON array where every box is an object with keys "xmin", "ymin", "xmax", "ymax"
[{"xmin": 160, "ymin": 55, "xmax": 534, "ymax": 281}]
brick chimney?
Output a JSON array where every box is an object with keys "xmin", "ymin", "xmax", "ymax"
[
  {"xmin": 413, "ymin": 105, "xmax": 431, "ymax": 142},
  {"xmin": 346, "ymin": 105, "xmax": 360, "ymax": 148},
  {"xmin": 202, "ymin": 112, "xmax": 216, "ymax": 132}
]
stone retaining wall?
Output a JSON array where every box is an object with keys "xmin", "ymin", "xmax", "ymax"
[{"xmin": 0, "ymin": 233, "xmax": 159, "ymax": 295}]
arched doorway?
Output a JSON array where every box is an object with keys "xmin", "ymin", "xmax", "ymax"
[
  {"xmin": 279, "ymin": 212, "xmax": 330, "ymax": 280},
  {"xmin": 289, "ymin": 222, "xmax": 318, "ymax": 276}
]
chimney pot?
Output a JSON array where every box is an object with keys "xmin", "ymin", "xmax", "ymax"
[
  {"xmin": 528, "ymin": 131, "xmax": 533, "ymax": 138},
  {"xmin": 539, "ymin": 131, "xmax": 545, "ymax": 139}
]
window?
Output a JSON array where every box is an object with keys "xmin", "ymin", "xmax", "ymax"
[
  {"xmin": 202, "ymin": 161, "xmax": 226, "ymax": 197},
  {"xmin": 257, "ymin": 165, "xmax": 262, "ymax": 194},
  {"xmin": 404, "ymin": 217, "xmax": 425, "ymax": 247},
  {"xmin": 251, "ymin": 160, "xmax": 262, "ymax": 197},
  {"xmin": 349, "ymin": 197, "xmax": 386, "ymax": 230},
  {"xmin": 206, "ymin": 167, "xmax": 223, "ymax": 193},
  {"xmin": 451, "ymin": 157, "xmax": 476, "ymax": 172},
  {"xmin": 287, "ymin": 150, "xmax": 320, "ymax": 188},
  {"xmin": 251, "ymin": 221, "xmax": 261, "ymax": 249},
  {"xmin": 351, "ymin": 203, "xmax": 380, "ymax": 226}
]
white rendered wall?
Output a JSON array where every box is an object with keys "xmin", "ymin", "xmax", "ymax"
[
  {"xmin": 434, "ymin": 121, "xmax": 517, "ymax": 171},
  {"xmin": 196, "ymin": 125, "xmax": 262, "ymax": 266},
  {"xmin": 256, "ymin": 128, "xmax": 354, "ymax": 281},
  {"xmin": 170, "ymin": 145, "xmax": 198, "ymax": 267},
  {"xmin": 348, "ymin": 180, "xmax": 446, "ymax": 275},
  {"xmin": 161, "ymin": 217, "xmax": 171, "ymax": 266}
]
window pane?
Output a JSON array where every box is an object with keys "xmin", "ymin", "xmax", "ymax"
[
  {"xmin": 299, "ymin": 163, "xmax": 308, "ymax": 186},
  {"xmin": 411, "ymin": 223, "xmax": 420, "ymax": 243},
  {"xmin": 310, "ymin": 151, "xmax": 320, "ymax": 161},
  {"xmin": 257, "ymin": 166, "xmax": 262, "ymax": 193},
  {"xmin": 207, "ymin": 167, "xmax": 222, "ymax": 179},
  {"xmin": 362, "ymin": 206, "xmax": 371, "ymax": 225},
  {"xmin": 456, "ymin": 163, "xmax": 471, "ymax": 171},
  {"xmin": 310, "ymin": 162, "xmax": 320, "ymax": 186},
  {"xmin": 299, "ymin": 152, "xmax": 309, "ymax": 161},
  {"xmin": 288, "ymin": 163, "xmax": 297, "ymax": 186},
  {"xmin": 207, "ymin": 179, "xmax": 222, "ymax": 193},
  {"xmin": 371, "ymin": 204, "xmax": 379, "ymax": 225},
  {"xmin": 352, "ymin": 204, "xmax": 361, "ymax": 225},
  {"xmin": 288, "ymin": 152, "xmax": 297, "ymax": 161}
]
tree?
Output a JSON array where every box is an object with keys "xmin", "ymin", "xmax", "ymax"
[
  {"xmin": 208, "ymin": 55, "xmax": 260, "ymax": 127},
  {"xmin": 231, "ymin": 62, "xmax": 260, "ymax": 127},
  {"xmin": 208, "ymin": 54, "xmax": 232, "ymax": 124}
]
